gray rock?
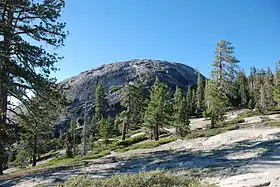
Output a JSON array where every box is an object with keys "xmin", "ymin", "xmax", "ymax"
[{"xmin": 58, "ymin": 59, "xmax": 204, "ymax": 132}]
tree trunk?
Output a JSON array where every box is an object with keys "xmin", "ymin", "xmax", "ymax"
[
  {"xmin": 73, "ymin": 130, "xmax": 76, "ymax": 156},
  {"xmin": 154, "ymin": 124, "xmax": 159, "ymax": 141},
  {"xmin": 121, "ymin": 123, "xmax": 126, "ymax": 141},
  {"xmin": 0, "ymin": 4, "xmax": 13, "ymax": 175},
  {"xmin": 210, "ymin": 116, "xmax": 215, "ymax": 129},
  {"xmin": 32, "ymin": 134, "xmax": 37, "ymax": 167},
  {"xmin": 150, "ymin": 131, "xmax": 153, "ymax": 140}
]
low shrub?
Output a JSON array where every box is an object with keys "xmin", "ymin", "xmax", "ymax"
[
  {"xmin": 57, "ymin": 171, "xmax": 206, "ymax": 187},
  {"xmin": 218, "ymin": 118, "xmax": 245, "ymax": 127},
  {"xmin": 83, "ymin": 150, "xmax": 111, "ymax": 160},
  {"xmin": 185, "ymin": 124, "xmax": 239, "ymax": 139},
  {"xmin": 116, "ymin": 137, "xmax": 177, "ymax": 153},
  {"xmin": 111, "ymin": 134, "xmax": 148, "ymax": 148}
]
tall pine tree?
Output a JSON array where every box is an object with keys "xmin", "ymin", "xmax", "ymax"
[
  {"xmin": 120, "ymin": 81, "xmax": 145, "ymax": 140},
  {"xmin": 173, "ymin": 86, "xmax": 190, "ymax": 137},
  {"xmin": 144, "ymin": 77, "xmax": 170, "ymax": 140},
  {"xmin": 0, "ymin": 0, "xmax": 67, "ymax": 174},
  {"xmin": 196, "ymin": 72, "xmax": 204, "ymax": 110},
  {"xmin": 212, "ymin": 40, "xmax": 240, "ymax": 100},
  {"xmin": 92, "ymin": 81, "xmax": 106, "ymax": 134}
]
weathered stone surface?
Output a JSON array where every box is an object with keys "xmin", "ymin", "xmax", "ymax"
[{"xmin": 58, "ymin": 59, "xmax": 203, "ymax": 131}]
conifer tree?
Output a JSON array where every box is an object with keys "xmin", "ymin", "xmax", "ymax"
[
  {"xmin": 204, "ymin": 40, "xmax": 238, "ymax": 128},
  {"xmin": 191, "ymin": 88, "xmax": 196, "ymax": 114},
  {"xmin": 196, "ymin": 72, "xmax": 204, "ymax": 110},
  {"xmin": 69, "ymin": 120, "xmax": 76, "ymax": 156},
  {"xmin": 98, "ymin": 118, "xmax": 110, "ymax": 145},
  {"xmin": 0, "ymin": 0, "xmax": 67, "ymax": 173},
  {"xmin": 248, "ymin": 66, "xmax": 257, "ymax": 108},
  {"xmin": 204, "ymin": 80, "xmax": 227, "ymax": 128},
  {"xmin": 212, "ymin": 40, "xmax": 240, "ymax": 98},
  {"xmin": 274, "ymin": 61, "xmax": 280, "ymax": 106},
  {"xmin": 255, "ymin": 69, "xmax": 266, "ymax": 110},
  {"xmin": 144, "ymin": 77, "xmax": 169, "ymax": 140},
  {"xmin": 264, "ymin": 67, "xmax": 275, "ymax": 108},
  {"xmin": 186, "ymin": 86, "xmax": 192, "ymax": 116},
  {"xmin": 93, "ymin": 82, "xmax": 106, "ymax": 125},
  {"xmin": 173, "ymin": 86, "xmax": 190, "ymax": 137},
  {"xmin": 19, "ymin": 90, "xmax": 67, "ymax": 166},
  {"xmin": 237, "ymin": 71, "xmax": 249, "ymax": 107},
  {"xmin": 120, "ymin": 81, "xmax": 145, "ymax": 140}
]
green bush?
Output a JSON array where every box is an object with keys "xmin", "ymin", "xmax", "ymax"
[
  {"xmin": 57, "ymin": 171, "xmax": 205, "ymax": 187},
  {"xmin": 111, "ymin": 134, "xmax": 148, "ymax": 148},
  {"xmin": 218, "ymin": 118, "xmax": 245, "ymax": 127},
  {"xmin": 238, "ymin": 110, "xmax": 260, "ymax": 118},
  {"xmin": 109, "ymin": 85, "xmax": 122, "ymax": 93},
  {"xmin": 116, "ymin": 137, "xmax": 177, "ymax": 153},
  {"xmin": 185, "ymin": 124, "xmax": 239, "ymax": 139},
  {"xmin": 14, "ymin": 150, "xmax": 30, "ymax": 168},
  {"xmin": 83, "ymin": 150, "xmax": 111, "ymax": 160}
]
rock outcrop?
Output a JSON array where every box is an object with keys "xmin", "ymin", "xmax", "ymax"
[{"xmin": 58, "ymin": 59, "xmax": 204, "ymax": 131}]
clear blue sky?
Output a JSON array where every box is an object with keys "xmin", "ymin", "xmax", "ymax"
[{"xmin": 54, "ymin": 0, "xmax": 280, "ymax": 81}]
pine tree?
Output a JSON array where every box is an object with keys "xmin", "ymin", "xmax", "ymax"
[
  {"xmin": 65, "ymin": 133, "xmax": 73, "ymax": 158},
  {"xmin": 186, "ymin": 86, "xmax": 192, "ymax": 116},
  {"xmin": 98, "ymin": 118, "xmax": 110, "ymax": 145},
  {"xmin": 144, "ymin": 77, "xmax": 170, "ymax": 140},
  {"xmin": 69, "ymin": 120, "xmax": 76, "ymax": 156},
  {"xmin": 274, "ymin": 61, "xmax": 280, "ymax": 106},
  {"xmin": 19, "ymin": 90, "xmax": 67, "ymax": 166},
  {"xmin": 248, "ymin": 66, "xmax": 257, "ymax": 108},
  {"xmin": 212, "ymin": 40, "xmax": 240, "ymax": 98},
  {"xmin": 204, "ymin": 40, "xmax": 238, "ymax": 128},
  {"xmin": 255, "ymin": 69, "xmax": 266, "ymax": 110},
  {"xmin": 120, "ymin": 81, "xmax": 145, "ymax": 140},
  {"xmin": 191, "ymin": 88, "xmax": 197, "ymax": 115},
  {"xmin": 0, "ymin": 0, "xmax": 67, "ymax": 174},
  {"xmin": 93, "ymin": 82, "xmax": 106, "ymax": 126},
  {"xmin": 237, "ymin": 71, "xmax": 249, "ymax": 107},
  {"xmin": 112, "ymin": 114, "xmax": 121, "ymax": 136},
  {"xmin": 173, "ymin": 86, "xmax": 190, "ymax": 137},
  {"xmin": 196, "ymin": 72, "xmax": 204, "ymax": 110},
  {"xmin": 264, "ymin": 67, "xmax": 275, "ymax": 109},
  {"xmin": 204, "ymin": 80, "xmax": 227, "ymax": 128}
]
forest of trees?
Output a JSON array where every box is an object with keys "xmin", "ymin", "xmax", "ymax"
[{"xmin": 1, "ymin": 0, "xmax": 280, "ymax": 174}]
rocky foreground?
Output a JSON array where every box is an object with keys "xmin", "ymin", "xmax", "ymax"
[{"xmin": 2, "ymin": 112, "xmax": 280, "ymax": 187}]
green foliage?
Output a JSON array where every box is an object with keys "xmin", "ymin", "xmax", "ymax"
[
  {"xmin": 173, "ymin": 86, "xmax": 190, "ymax": 137},
  {"xmin": 98, "ymin": 118, "xmax": 111, "ymax": 144},
  {"xmin": 14, "ymin": 149, "xmax": 30, "ymax": 169},
  {"xmin": 116, "ymin": 137, "xmax": 177, "ymax": 152},
  {"xmin": 93, "ymin": 81, "xmax": 106, "ymax": 124},
  {"xmin": 58, "ymin": 171, "xmax": 204, "ymax": 187},
  {"xmin": 212, "ymin": 40, "xmax": 240, "ymax": 97},
  {"xmin": 109, "ymin": 85, "xmax": 122, "ymax": 93},
  {"xmin": 204, "ymin": 80, "xmax": 227, "ymax": 128},
  {"xmin": 236, "ymin": 71, "xmax": 249, "ymax": 107},
  {"xmin": 18, "ymin": 90, "xmax": 68, "ymax": 166},
  {"xmin": 185, "ymin": 124, "xmax": 239, "ymax": 139},
  {"xmin": 83, "ymin": 150, "xmax": 111, "ymax": 160},
  {"xmin": 112, "ymin": 134, "xmax": 148, "ymax": 148},
  {"xmin": 218, "ymin": 118, "xmax": 245, "ymax": 127},
  {"xmin": 196, "ymin": 72, "xmax": 205, "ymax": 110},
  {"xmin": 0, "ymin": 0, "xmax": 67, "ymax": 173},
  {"xmin": 120, "ymin": 81, "xmax": 146, "ymax": 140},
  {"xmin": 69, "ymin": 120, "xmax": 77, "ymax": 156},
  {"xmin": 264, "ymin": 67, "xmax": 275, "ymax": 108},
  {"xmin": 35, "ymin": 150, "xmax": 111, "ymax": 169},
  {"xmin": 144, "ymin": 77, "xmax": 171, "ymax": 140}
]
